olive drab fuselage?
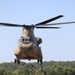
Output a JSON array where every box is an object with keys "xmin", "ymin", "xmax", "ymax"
[{"xmin": 14, "ymin": 27, "xmax": 43, "ymax": 60}]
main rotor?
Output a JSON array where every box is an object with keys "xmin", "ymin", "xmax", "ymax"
[{"xmin": 0, "ymin": 15, "xmax": 75, "ymax": 29}]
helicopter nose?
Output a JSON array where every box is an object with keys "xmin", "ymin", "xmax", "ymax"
[
  {"xmin": 20, "ymin": 43, "xmax": 33, "ymax": 50},
  {"xmin": 28, "ymin": 43, "xmax": 36, "ymax": 50}
]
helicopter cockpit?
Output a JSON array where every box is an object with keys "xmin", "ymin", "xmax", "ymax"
[{"xmin": 19, "ymin": 36, "xmax": 33, "ymax": 44}]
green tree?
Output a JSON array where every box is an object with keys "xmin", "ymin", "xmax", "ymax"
[{"xmin": 0, "ymin": 68, "xmax": 5, "ymax": 75}]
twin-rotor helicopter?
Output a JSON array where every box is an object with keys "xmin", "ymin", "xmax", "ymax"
[{"xmin": 0, "ymin": 15, "xmax": 75, "ymax": 65}]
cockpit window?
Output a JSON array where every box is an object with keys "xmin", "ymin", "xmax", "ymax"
[
  {"xmin": 25, "ymin": 39, "xmax": 29, "ymax": 43},
  {"xmin": 22, "ymin": 38, "xmax": 24, "ymax": 42},
  {"xmin": 20, "ymin": 36, "xmax": 33, "ymax": 44}
]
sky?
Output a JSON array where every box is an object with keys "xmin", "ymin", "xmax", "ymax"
[{"xmin": 0, "ymin": 0, "xmax": 75, "ymax": 63}]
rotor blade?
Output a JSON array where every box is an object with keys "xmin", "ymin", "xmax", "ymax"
[
  {"xmin": 40, "ymin": 21, "xmax": 75, "ymax": 26},
  {"xmin": 35, "ymin": 15, "xmax": 63, "ymax": 26},
  {"xmin": 36, "ymin": 27, "xmax": 60, "ymax": 29},
  {"xmin": 0, "ymin": 22, "xmax": 23, "ymax": 27}
]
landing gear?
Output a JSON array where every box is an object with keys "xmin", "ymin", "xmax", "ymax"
[
  {"xmin": 37, "ymin": 59, "xmax": 43, "ymax": 64},
  {"xmin": 14, "ymin": 59, "xmax": 20, "ymax": 64}
]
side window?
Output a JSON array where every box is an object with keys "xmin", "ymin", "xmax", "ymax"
[{"xmin": 19, "ymin": 37, "xmax": 24, "ymax": 43}]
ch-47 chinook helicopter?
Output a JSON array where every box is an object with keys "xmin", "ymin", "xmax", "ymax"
[{"xmin": 0, "ymin": 15, "xmax": 75, "ymax": 65}]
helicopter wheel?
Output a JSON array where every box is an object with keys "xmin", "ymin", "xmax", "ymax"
[
  {"xmin": 14, "ymin": 59, "xmax": 17, "ymax": 63},
  {"xmin": 40, "ymin": 59, "xmax": 43, "ymax": 64},
  {"xmin": 37, "ymin": 59, "xmax": 39, "ymax": 63},
  {"xmin": 17, "ymin": 59, "xmax": 20, "ymax": 64},
  {"xmin": 37, "ymin": 59, "xmax": 43, "ymax": 64},
  {"xmin": 14, "ymin": 59, "xmax": 20, "ymax": 64}
]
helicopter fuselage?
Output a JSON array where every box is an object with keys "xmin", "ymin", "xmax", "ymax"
[
  {"xmin": 14, "ymin": 27, "xmax": 43, "ymax": 61},
  {"xmin": 14, "ymin": 37, "xmax": 43, "ymax": 60}
]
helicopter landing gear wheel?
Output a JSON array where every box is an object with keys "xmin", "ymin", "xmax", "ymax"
[
  {"xmin": 14, "ymin": 59, "xmax": 20, "ymax": 64},
  {"xmin": 37, "ymin": 59, "xmax": 39, "ymax": 63},
  {"xmin": 17, "ymin": 59, "xmax": 20, "ymax": 64},
  {"xmin": 40, "ymin": 59, "xmax": 43, "ymax": 64},
  {"xmin": 37, "ymin": 59, "xmax": 43, "ymax": 64},
  {"xmin": 14, "ymin": 59, "xmax": 17, "ymax": 63}
]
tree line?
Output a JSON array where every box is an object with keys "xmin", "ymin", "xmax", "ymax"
[{"xmin": 0, "ymin": 61, "xmax": 75, "ymax": 75}]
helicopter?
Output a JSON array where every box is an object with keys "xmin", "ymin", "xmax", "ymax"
[{"xmin": 0, "ymin": 15, "xmax": 75, "ymax": 65}]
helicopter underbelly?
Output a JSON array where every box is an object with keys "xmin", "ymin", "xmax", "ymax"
[{"xmin": 14, "ymin": 46, "xmax": 43, "ymax": 60}]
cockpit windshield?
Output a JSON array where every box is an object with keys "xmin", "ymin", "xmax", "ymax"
[{"xmin": 20, "ymin": 36, "xmax": 33, "ymax": 44}]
